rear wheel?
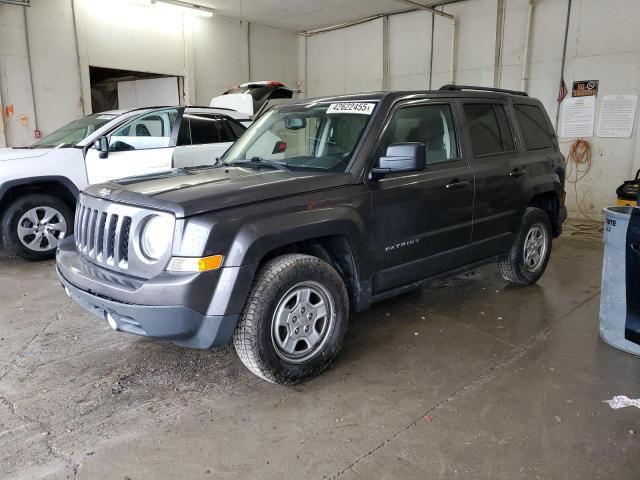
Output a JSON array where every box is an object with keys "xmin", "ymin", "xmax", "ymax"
[
  {"xmin": 233, "ymin": 254, "xmax": 349, "ymax": 385},
  {"xmin": 1, "ymin": 194, "xmax": 72, "ymax": 261},
  {"xmin": 498, "ymin": 207, "xmax": 552, "ymax": 286}
]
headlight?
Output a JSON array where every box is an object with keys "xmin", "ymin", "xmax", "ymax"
[{"xmin": 140, "ymin": 215, "xmax": 173, "ymax": 260}]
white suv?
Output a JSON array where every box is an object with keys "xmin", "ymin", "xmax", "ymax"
[{"xmin": 0, "ymin": 106, "xmax": 249, "ymax": 260}]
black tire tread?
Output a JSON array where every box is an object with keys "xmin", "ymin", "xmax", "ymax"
[
  {"xmin": 0, "ymin": 193, "xmax": 73, "ymax": 261},
  {"xmin": 233, "ymin": 253, "xmax": 348, "ymax": 385},
  {"xmin": 498, "ymin": 207, "xmax": 552, "ymax": 286}
]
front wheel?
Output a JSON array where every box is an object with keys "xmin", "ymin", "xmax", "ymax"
[
  {"xmin": 1, "ymin": 194, "xmax": 73, "ymax": 261},
  {"xmin": 233, "ymin": 254, "xmax": 349, "ymax": 385},
  {"xmin": 498, "ymin": 207, "xmax": 552, "ymax": 286}
]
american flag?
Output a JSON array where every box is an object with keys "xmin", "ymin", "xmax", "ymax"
[{"xmin": 557, "ymin": 78, "xmax": 568, "ymax": 103}]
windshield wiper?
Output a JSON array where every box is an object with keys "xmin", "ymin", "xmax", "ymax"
[{"xmin": 231, "ymin": 156, "xmax": 290, "ymax": 171}]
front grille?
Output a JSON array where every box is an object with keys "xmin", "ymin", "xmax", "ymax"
[
  {"xmin": 75, "ymin": 203, "xmax": 132, "ymax": 269},
  {"xmin": 74, "ymin": 194, "xmax": 175, "ymax": 278}
]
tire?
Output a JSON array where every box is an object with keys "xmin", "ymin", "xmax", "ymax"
[
  {"xmin": 233, "ymin": 254, "xmax": 349, "ymax": 385},
  {"xmin": 1, "ymin": 194, "xmax": 73, "ymax": 261},
  {"xmin": 498, "ymin": 207, "xmax": 552, "ymax": 286}
]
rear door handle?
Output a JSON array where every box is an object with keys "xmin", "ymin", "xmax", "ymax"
[
  {"xmin": 631, "ymin": 243, "xmax": 640, "ymax": 253},
  {"xmin": 445, "ymin": 179, "xmax": 470, "ymax": 190},
  {"xmin": 510, "ymin": 168, "xmax": 526, "ymax": 178}
]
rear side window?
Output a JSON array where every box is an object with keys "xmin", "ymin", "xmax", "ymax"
[
  {"xmin": 225, "ymin": 119, "xmax": 246, "ymax": 139},
  {"xmin": 187, "ymin": 114, "xmax": 229, "ymax": 145},
  {"xmin": 514, "ymin": 104, "xmax": 554, "ymax": 150},
  {"xmin": 463, "ymin": 103, "xmax": 515, "ymax": 156}
]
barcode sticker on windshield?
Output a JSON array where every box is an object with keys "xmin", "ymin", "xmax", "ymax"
[{"xmin": 327, "ymin": 103, "xmax": 375, "ymax": 115}]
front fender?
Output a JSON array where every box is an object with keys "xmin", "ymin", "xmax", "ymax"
[
  {"xmin": 0, "ymin": 176, "xmax": 80, "ymax": 205},
  {"xmin": 226, "ymin": 205, "xmax": 369, "ymax": 270}
]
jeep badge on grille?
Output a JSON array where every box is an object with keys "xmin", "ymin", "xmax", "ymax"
[{"xmin": 98, "ymin": 188, "xmax": 112, "ymax": 198}]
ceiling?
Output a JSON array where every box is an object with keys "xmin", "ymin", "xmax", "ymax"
[{"xmin": 195, "ymin": 0, "xmax": 451, "ymax": 32}]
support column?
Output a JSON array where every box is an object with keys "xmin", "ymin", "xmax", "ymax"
[
  {"xmin": 493, "ymin": 0, "xmax": 505, "ymax": 88},
  {"xmin": 382, "ymin": 15, "xmax": 390, "ymax": 91}
]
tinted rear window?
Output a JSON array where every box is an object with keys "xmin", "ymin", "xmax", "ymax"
[
  {"xmin": 514, "ymin": 104, "xmax": 554, "ymax": 150},
  {"xmin": 463, "ymin": 103, "xmax": 515, "ymax": 156},
  {"xmin": 226, "ymin": 119, "xmax": 246, "ymax": 139}
]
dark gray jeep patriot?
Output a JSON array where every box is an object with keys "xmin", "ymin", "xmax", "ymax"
[{"xmin": 57, "ymin": 85, "xmax": 567, "ymax": 384}]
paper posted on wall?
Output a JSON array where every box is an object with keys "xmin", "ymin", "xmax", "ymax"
[
  {"xmin": 559, "ymin": 96, "xmax": 596, "ymax": 138},
  {"xmin": 596, "ymin": 95, "xmax": 638, "ymax": 138}
]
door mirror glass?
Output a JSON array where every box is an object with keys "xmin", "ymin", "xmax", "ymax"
[
  {"xmin": 372, "ymin": 143, "xmax": 427, "ymax": 179},
  {"xmin": 284, "ymin": 116, "xmax": 306, "ymax": 130},
  {"xmin": 93, "ymin": 136, "xmax": 109, "ymax": 159}
]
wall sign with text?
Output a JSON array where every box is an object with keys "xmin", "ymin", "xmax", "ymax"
[{"xmin": 572, "ymin": 80, "xmax": 599, "ymax": 97}]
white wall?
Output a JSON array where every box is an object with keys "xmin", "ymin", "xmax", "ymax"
[
  {"xmin": 0, "ymin": 0, "xmax": 298, "ymax": 146},
  {"xmin": 249, "ymin": 23, "xmax": 299, "ymax": 92},
  {"xmin": 306, "ymin": 18, "xmax": 384, "ymax": 97},
  {"xmin": 299, "ymin": 0, "xmax": 640, "ymax": 218}
]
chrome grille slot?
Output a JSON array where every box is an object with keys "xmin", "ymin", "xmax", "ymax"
[
  {"xmin": 73, "ymin": 193, "xmax": 175, "ymax": 278},
  {"xmin": 106, "ymin": 214, "xmax": 118, "ymax": 264},
  {"xmin": 87, "ymin": 209, "xmax": 98, "ymax": 255},
  {"xmin": 120, "ymin": 217, "xmax": 132, "ymax": 263},
  {"xmin": 95, "ymin": 212, "xmax": 107, "ymax": 260}
]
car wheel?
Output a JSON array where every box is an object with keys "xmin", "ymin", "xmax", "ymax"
[
  {"xmin": 233, "ymin": 254, "xmax": 349, "ymax": 385},
  {"xmin": 498, "ymin": 207, "xmax": 552, "ymax": 286},
  {"xmin": 1, "ymin": 194, "xmax": 73, "ymax": 261}
]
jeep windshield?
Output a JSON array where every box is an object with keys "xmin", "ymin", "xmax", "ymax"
[
  {"xmin": 221, "ymin": 102, "xmax": 376, "ymax": 172},
  {"xmin": 30, "ymin": 113, "xmax": 117, "ymax": 149}
]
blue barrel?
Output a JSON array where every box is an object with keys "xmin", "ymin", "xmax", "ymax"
[{"xmin": 600, "ymin": 206, "xmax": 640, "ymax": 355}]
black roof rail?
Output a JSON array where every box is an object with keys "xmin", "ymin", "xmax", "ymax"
[{"xmin": 439, "ymin": 84, "xmax": 529, "ymax": 97}]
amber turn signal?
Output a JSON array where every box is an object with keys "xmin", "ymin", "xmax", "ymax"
[{"xmin": 166, "ymin": 255, "xmax": 224, "ymax": 272}]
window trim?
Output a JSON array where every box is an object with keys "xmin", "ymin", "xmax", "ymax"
[
  {"xmin": 460, "ymin": 101, "xmax": 519, "ymax": 158},
  {"xmin": 512, "ymin": 103, "xmax": 555, "ymax": 152}
]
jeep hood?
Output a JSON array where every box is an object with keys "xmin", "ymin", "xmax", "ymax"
[
  {"xmin": 0, "ymin": 147, "xmax": 51, "ymax": 162},
  {"xmin": 84, "ymin": 167, "xmax": 353, "ymax": 218}
]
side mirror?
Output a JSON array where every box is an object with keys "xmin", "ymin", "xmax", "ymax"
[
  {"xmin": 371, "ymin": 143, "xmax": 426, "ymax": 180},
  {"xmin": 285, "ymin": 116, "xmax": 306, "ymax": 130},
  {"xmin": 93, "ymin": 136, "xmax": 109, "ymax": 159}
]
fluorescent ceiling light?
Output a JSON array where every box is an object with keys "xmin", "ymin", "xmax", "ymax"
[{"xmin": 151, "ymin": 0, "xmax": 214, "ymax": 17}]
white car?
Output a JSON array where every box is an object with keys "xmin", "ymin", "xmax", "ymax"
[{"xmin": 0, "ymin": 106, "xmax": 249, "ymax": 260}]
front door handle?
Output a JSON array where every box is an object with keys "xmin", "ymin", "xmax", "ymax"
[
  {"xmin": 510, "ymin": 168, "xmax": 526, "ymax": 178},
  {"xmin": 445, "ymin": 179, "xmax": 470, "ymax": 190}
]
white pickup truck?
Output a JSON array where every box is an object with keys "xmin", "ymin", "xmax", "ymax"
[{"xmin": 0, "ymin": 106, "xmax": 249, "ymax": 260}]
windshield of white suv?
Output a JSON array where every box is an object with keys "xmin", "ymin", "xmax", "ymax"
[
  {"xmin": 31, "ymin": 113, "xmax": 117, "ymax": 148},
  {"xmin": 221, "ymin": 102, "xmax": 376, "ymax": 172}
]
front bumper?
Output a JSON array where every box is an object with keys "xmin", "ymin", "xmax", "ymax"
[{"xmin": 56, "ymin": 236, "xmax": 255, "ymax": 349}]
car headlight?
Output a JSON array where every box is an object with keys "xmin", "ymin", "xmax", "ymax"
[{"xmin": 140, "ymin": 215, "xmax": 173, "ymax": 260}]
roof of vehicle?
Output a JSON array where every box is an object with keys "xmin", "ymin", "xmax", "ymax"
[
  {"xmin": 77, "ymin": 106, "xmax": 250, "ymax": 148},
  {"xmin": 282, "ymin": 86, "xmax": 540, "ymax": 107},
  {"xmin": 228, "ymin": 80, "xmax": 287, "ymax": 90}
]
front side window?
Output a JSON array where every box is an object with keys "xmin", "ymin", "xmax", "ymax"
[
  {"xmin": 109, "ymin": 108, "xmax": 178, "ymax": 151},
  {"xmin": 222, "ymin": 102, "xmax": 375, "ymax": 172},
  {"xmin": 514, "ymin": 104, "xmax": 554, "ymax": 150},
  {"xmin": 380, "ymin": 104, "xmax": 459, "ymax": 164},
  {"xmin": 31, "ymin": 114, "xmax": 116, "ymax": 148},
  {"xmin": 463, "ymin": 103, "xmax": 515, "ymax": 156}
]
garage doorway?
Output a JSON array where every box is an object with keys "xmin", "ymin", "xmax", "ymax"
[{"xmin": 89, "ymin": 66, "xmax": 184, "ymax": 113}]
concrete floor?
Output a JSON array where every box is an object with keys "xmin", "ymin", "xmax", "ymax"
[{"xmin": 0, "ymin": 223, "xmax": 639, "ymax": 480}]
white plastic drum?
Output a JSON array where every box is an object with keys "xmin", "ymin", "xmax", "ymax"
[{"xmin": 599, "ymin": 206, "xmax": 640, "ymax": 355}]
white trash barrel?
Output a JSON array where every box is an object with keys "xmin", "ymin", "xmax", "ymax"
[{"xmin": 599, "ymin": 206, "xmax": 640, "ymax": 355}]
